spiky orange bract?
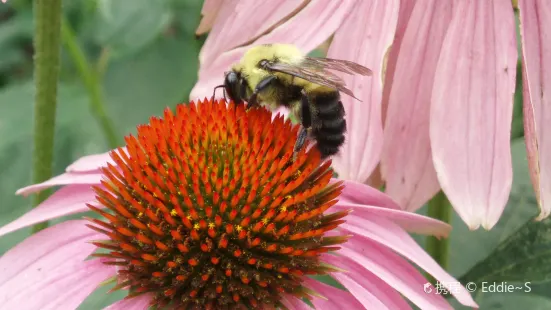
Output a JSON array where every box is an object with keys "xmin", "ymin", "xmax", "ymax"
[{"xmin": 88, "ymin": 99, "xmax": 349, "ymax": 309}]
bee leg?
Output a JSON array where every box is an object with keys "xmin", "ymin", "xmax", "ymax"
[
  {"xmin": 293, "ymin": 92, "xmax": 312, "ymax": 156},
  {"xmin": 246, "ymin": 93, "xmax": 259, "ymax": 110},
  {"xmin": 246, "ymin": 76, "xmax": 277, "ymax": 110},
  {"xmin": 294, "ymin": 127, "xmax": 308, "ymax": 155}
]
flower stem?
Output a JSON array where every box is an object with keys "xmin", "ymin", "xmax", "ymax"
[
  {"xmin": 31, "ymin": 0, "xmax": 63, "ymax": 233},
  {"xmin": 425, "ymin": 191, "xmax": 452, "ymax": 280},
  {"xmin": 96, "ymin": 47, "xmax": 111, "ymax": 78},
  {"xmin": 60, "ymin": 18, "xmax": 120, "ymax": 148}
]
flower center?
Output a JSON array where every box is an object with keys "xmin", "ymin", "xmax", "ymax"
[{"xmin": 88, "ymin": 99, "xmax": 348, "ymax": 309}]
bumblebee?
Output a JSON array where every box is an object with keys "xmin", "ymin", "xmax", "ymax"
[{"xmin": 217, "ymin": 43, "xmax": 371, "ymax": 159}]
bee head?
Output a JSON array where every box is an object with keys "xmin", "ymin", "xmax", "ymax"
[{"xmin": 224, "ymin": 71, "xmax": 247, "ymax": 105}]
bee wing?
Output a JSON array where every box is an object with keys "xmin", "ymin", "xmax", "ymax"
[
  {"xmin": 302, "ymin": 56, "xmax": 373, "ymax": 76},
  {"xmin": 264, "ymin": 58, "xmax": 371, "ymax": 100}
]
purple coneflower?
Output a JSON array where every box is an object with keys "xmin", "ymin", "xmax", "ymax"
[{"xmin": 0, "ymin": 99, "xmax": 476, "ymax": 309}]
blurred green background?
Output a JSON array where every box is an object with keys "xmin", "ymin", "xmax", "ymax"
[{"xmin": 0, "ymin": 1, "xmax": 549, "ymax": 309}]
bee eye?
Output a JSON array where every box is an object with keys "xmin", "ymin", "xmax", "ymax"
[{"xmin": 259, "ymin": 59, "xmax": 269, "ymax": 68}]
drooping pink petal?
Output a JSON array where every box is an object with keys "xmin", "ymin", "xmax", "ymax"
[
  {"xmin": 518, "ymin": 0, "xmax": 551, "ymax": 220},
  {"xmin": 332, "ymin": 202, "xmax": 451, "ymax": 237},
  {"xmin": 195, "ymin": 0, "xmax": 224, "ymax": 36},
  {"xmin": 329, "ymin": 0, "xmax": 399, "ymax": 183},
  {"xmin": 340, "ymin": 215, "xmax": 478, "ymax": 308},
  {"xmin": 3, "ymin": 259, "xmax": 114, "ymax": 310},
  {"xmin": 374, "ymin": 0, "xmax": 414, "ymax": 190},
  {"xmin": 191, "ymin": 0, "xmax": 355, "ymax": 100},
  {"xmin": 430, "ymin": 0, "xmax": 517, "ymax": 230},
  {"xmin": 0, "ymin": 220, "xmax": 99, "ymax": 282},
  {"xmin": 337, "ymin": 179, "xmax": 400, "ymax": 210},
  {"xmin": 0, "ymin": 221, "xmax": 115, "ymax": 309},
  {"xmin": 66, "ymin": 150, "xmax": 119, "ymax": 173},
  {"xmin": 323, "ymin": 239, "xmax": 453, "ymax": 310},
  {"xmin": 381, "ymin": 0, "xmax": 415, "ymax": 124},
  {"xmin": 0, "ymin": 185, "xmax": 97, "ymax": 237},
  {"xmin": 305, "ymin": 274, "xmax": 410, "ymax": 310},
  {"xmin": 16, "ymin": 172, "xmax": 102, "ymax": 196},
  {"xmin": 198, "ymin": 1, "xmax": 306, "ymax": 66},
  {"xmin": 381, "ymin": 0, "xmax": 453, "ymax": 212},
  {"xmin": 104, "ymin": 294, "xmax": 153, "ymax": 310}
]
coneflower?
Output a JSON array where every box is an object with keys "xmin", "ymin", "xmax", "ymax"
[{"xmin": 0, "ymin": 99, "xmax": 476, "ymax": 309}]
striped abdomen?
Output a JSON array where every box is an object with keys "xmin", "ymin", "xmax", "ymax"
[{"xmin": 310, "ymin": 91, "xmax": 346, "ymax": 158}]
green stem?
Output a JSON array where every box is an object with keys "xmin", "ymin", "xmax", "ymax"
[
  {"xmin": 60, "ymin": 18, "xmax": 120, "ymax": 148},
  {"xmin": 96, "ymin": 47, "xmax": 111, "ymax": 79},
  {"xmin": 31, "ymin": 0, "xmax": 63, "ymax": 233},
  {"xmin": 426, "ymin": 191, "xmax": 452, "ymax": 281}
]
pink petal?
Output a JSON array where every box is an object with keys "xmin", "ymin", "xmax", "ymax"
[
  {"xmin": 518, "ymin": 0, "xmax": 551, "ymax": 220},
  {"xmin": 340, "ymin": 215, "xmax": 478, "ymax": 308},
  {"xmin": 332, "ymin": 202, "xmax": 451, "ymax": 237},
  {"xmin": 16, "ymin": 172, "xmax": 103, "ymax": 196},
  {"xmin": 66, "ymin": 150, "xmax": 119, "ymax": 173},
  {"xmin": 0, "ymin": 185, "xmax": 97, "ymax": 237},
  {"xmin": 324, "ymin": 239, "xmax": 452, "ymax": 310},
  {"xmin": 337, "ymin": 179, "xmax": 400, "ymax": 210},
  {"xmin": 198, "ymin": 1, "xmax": 306, "ymax": 66},
  {"xmin": 104, "ymin": 294, "xmax": 153, "ymax": 310},
  {"xmin": 191, "ymin": 0, "xmax": 355, "ymax": 100},
  {"xmin": 305, "ymin": 275, "xmax": 410, "ymax": 310},
  {"xmin": 4, "ymin": 259, "xmax": 113, "ymax": 310},
  {"xmin": 0, "ymin": 220, "xmax": 99, "ymax": 282},
  {"xmin": 381, "ymin": 1, "xmax": 454, "ymax": 211},
  {"xmin": 381, "ymin": 0, "xmax": 416, "ymax": 123},
  {"xmin": 430, "ymin": 0, "xmax": 517, "ymax": 229},
  {"xmin": 195, "ymin": 0, "xmax": 224, "ymax": 36},
  {"xmin": 329, "ymin": 0, "xmax": 399, "ymax": 183},
  {"xmin": 0, "ymin": 220, "xmax": 115, "ymax": 309}
]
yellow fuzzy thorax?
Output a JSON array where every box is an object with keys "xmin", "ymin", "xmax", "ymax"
[
  {"xmin": 232, "ymin": 44, "xmax": 335, "ymax": 108},
  {"xmin": 233, "ymin": 44, "xmax": 303, "ymax": 84}
]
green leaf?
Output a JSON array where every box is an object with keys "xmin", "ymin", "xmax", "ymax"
[
  {"xmin": 78, "ymin": 282, "xmax": 127, "ymax": 310},
  {"xmin": 0, "ymin": 11, "xmax": 33, "ymax": 45},
  {"xmin": 529, "ymin": 282, "xmax": 551, "ymax": 300},
  {"xmin": 511, "ymin": 12, "xmax": 524, "ymax": 140},
  {"xmin": 511, "ymin": 60, "xmax": 524, "ymax": 140},
  {"xmin": 94, "ymin": 0, "xmax": 172, "ymax": 56},
  {"xmin": 459, "ymin": 217, "xmax": 551, "ymax": 284},
  {"xmin": 0, "ymin": 47, "xmax": 25, "ymax": 72},
  {"xmin": 0, "ymin": 11, "xmax": 33, "ymax": 73},
  {"xmin": 170, "ymin": 0, "xmax": 203, "ymax": 35},
  {"xmin": 102, "ymin": 35, "xmax": 200, "ymax": 135},
  {"xmin": 469, "ymin": 293, "xmax": 551, "ymax": 310}
]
